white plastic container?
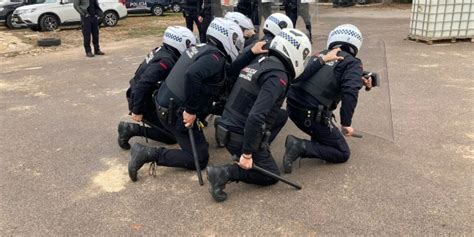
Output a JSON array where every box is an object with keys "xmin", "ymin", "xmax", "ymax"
[{"xmin": 409, "ymin": 0, "xmax": 474, "ymax": 41}]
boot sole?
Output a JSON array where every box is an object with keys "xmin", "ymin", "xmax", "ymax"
[{"xmin": 206, "ymin": 167, "xmax": 227, "ymax": 202}]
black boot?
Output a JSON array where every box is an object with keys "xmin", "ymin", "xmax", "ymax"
[
  {"xmin": 207, "ymin": 165, "xmax": 232, "ymax": 202},
  {"xmin": 117, "ymin": 121, "xmax": 140, "ymax": 150},
  {"xmin": 282, "ymin": 135, "xmax": 306, "ymax": 174},
  {"xmin": 128, "ymin": 143, "xmax": 158, "ymax": 182}
]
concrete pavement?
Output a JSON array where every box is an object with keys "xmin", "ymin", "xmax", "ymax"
[{"xmin": 0, "ymin": 7, "xmax": 472, "ymax": 235}]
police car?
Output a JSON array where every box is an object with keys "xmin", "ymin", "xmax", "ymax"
[
  {"xmin": 12, "ymin": 0, "xmax": 127, "ymax": 31},
  {"xmin": 125, "ymin": 0, "xmax": 182, "ymax": 16}
]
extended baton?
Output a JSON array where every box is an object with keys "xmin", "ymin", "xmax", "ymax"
[
  {"xmin": 232, "ymin": 155, "xmax": 302, "ymax": 190},
  {"xmin": 188, "ymin": 126, "xmax": 204, "ymax": 186}
]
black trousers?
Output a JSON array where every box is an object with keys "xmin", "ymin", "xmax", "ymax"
[
  {"xmin": 200, "ymin": 15, "xmax": 213, "ymax": 43},
  {"xmin": 140, "ymin": 105, "xmax": 176, "ymax": 144},
  {"xmin": 287, "ymin": 104, "xmax": 350, "ymax": 163},
  {"xmin": 223, "ymin": 109, "xmax": 288, "ymax": 186},
  {"xmin": 81, "ymin": 15, "xmax": 100, "ymax": 53},
  {"xmin": 185, "ymin": 15, "xmax": 204, "ymax": 42},
  {"xmin": 155, "ymin": 112, "xmax": 209, "ymax": 170},
  {"xmin": 225, "ymin": 141, "xmax": 279, "ymax": 186}
]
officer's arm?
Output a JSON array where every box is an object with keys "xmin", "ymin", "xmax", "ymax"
[
  {"xmin": 295, "ymin": 56, "xmax": 324, "ymax": 81},
  {"xmin": 73, "ymin": 0, "xmax": 86, "ymax": 16},
  {"xmin": 132, "ymin": 59, "xmax": 173, "ymax": 115},
  {"xmin": 242, "ymin": 72, "xmax": 288, "ymax": 154},
  {"xmin": 340, "ymin": 59, "xmax": 363, "ymax": 127},
  {"xmin": 184, "ymin": 53, "xmax": 224, "ymax": 114},
  {"xmin": 227, "ymin": 46, "xmax": 256, "ymax": 78}
]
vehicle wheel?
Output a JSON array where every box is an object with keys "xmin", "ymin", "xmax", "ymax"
[
  {"xmin": 103, "ymin": 11, "xmax": 118, "ymax": 27},
  {"xmin": 39, "ymin": 14, "xmax": 59, "ymax": 31},
  {"xmin": 172, "ymin": 3, "xmax": 181, "ymax": 12},
  {"xmin": 37, "ymin": 38, "xmax": 61, "ymax": 47},
  {"xmin": 5, "ymin": 13, "xmax": 14, "ymax": 29},
  {"xmin": 151, "ymin": 5, "xmax": 164, "ymax": 16}
]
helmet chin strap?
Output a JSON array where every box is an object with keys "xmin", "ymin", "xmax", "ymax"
[{"xmin": 330, "ymin": 43, "xmax": 357, "ymax": 57}]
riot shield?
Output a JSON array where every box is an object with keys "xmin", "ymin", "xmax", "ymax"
[
  {"xmin": 349, "ymin": 39, "xmax": 394, "ymax": 142},
  {"xmin": 311, "ymin": 36, "xmax": 394, "ymax": 142}
]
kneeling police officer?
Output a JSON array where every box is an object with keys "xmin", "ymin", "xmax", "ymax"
[
  {"xmin": 206, "ymin": 28, "xmax": 312, "ymax": 202},
  {"xmin": 283, "ymin": 24, "xmax": 364, "ymax": 173},
  {"xmin": 211, "ymin": 12, "xmax": 294, "ymax": 146},
  {"xmin": 127, "ymin": 18, "xmax": 245, "ymax": 182},
  {"xmin": 118, "ymin": 26, "xmax": 197, "ymax": 150}
]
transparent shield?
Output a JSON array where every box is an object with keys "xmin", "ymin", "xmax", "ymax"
[
  {"xmin": 312, "ymin": 35, "xmax": 394, "ymax": 142},
  {"xmin": 350, "ymin": 39, "xmax": 394, "ymax": 142}
]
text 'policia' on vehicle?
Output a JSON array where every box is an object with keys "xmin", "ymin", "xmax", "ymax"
[
  {"xmin": 125, "ymin": 0, "xmax": 183, "ymax": 16},
  {"xmin": 11, "ymin": 0, "xmax": 127, "ymax": 31}
]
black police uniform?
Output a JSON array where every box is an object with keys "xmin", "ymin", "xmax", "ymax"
[
  {"xmin": 183, "ymin": 0, "xmax": 203, "ymax": 41},
  {"xmin": 81, "ymin": 0, "xmax": 103, "ymax": 54},
  {"xmin": 212, "ymin": 55, "xmax": 290, "ymax": 188},
  {"xmin": 127, "ymin": 38, "xmax": 259, "ymax": 182},
  {"xmin": 118, "ymin": 45, "xmax": 179, "ymax": 149},
  {"xmin": 141, "ymin": 44, "xmax": 225, "ymax": 171},
  {"xmin": 285, "ymin": 49, "xmax": 363, "ymax": 167}
]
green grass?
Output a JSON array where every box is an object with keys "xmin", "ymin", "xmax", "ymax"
[{"xmin": 127, "ymin": 26, "xmax": 167, "ymax": 38}]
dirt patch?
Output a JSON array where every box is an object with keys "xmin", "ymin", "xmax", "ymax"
[{"xmin": 0, "ymin": 13, "xmax": 184, "ymax": 57}]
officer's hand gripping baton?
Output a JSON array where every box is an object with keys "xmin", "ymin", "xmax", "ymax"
[
  {"xmin": 232, "ymin": 155, "xmax": 302, "ymax": 190},
  {"xmin": 188, "ymin": 126, "xmax": 204, "ymax": 186}
]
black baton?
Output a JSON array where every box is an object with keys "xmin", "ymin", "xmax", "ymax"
[
  {"xmin": 189, "ymin": 127, "xmax": 204, "ymax": 186},
  {"xmin": 232, "ymin": 155, "xmax": 302, "ymax": 190}
]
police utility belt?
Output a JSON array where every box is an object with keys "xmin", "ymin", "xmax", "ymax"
[
  {"xmin": 289, "ymin": 102, "xmax": 333, "ymax": 128},
  {"xmin": 156, "ymin": 97, "xmax": 181, "ymax": 125},
  {"xmin": 215, "ymin": 124, "xmax": 271, "ymax": 150}
]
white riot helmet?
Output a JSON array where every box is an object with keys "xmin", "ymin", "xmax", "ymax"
[
  {"xmin": 326, "ymin": 24, "xmax": 363, "ymax": 56},
  {"xmin": 163, "ymin": 26, "xmax": 197, "ymax": 54},
  {"xmin": 263, "ymin": 13, "xmax": 294, "ymax": 37},
  {"xmin": 206, "ymin": 18, "xmax": 245, "ymax": 62},
  {"xmin": 269, "ymin": 28, "xmax": 312, "ymax": 79},
  {"xmin": 224, "ymin": 11, "xmax": 254, "ymax": 30}
]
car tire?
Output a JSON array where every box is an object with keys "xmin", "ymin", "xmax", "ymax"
[
  {"xmin": 172, "ymin": 3, "xmax": 181, "ymax": 12},
  {"xmin": 103, "ymin": 11, "xmax": 118, "ymax": 27},
  {"xmin": 151, "ymin": 5, "xmax": 164, "ymax": 16},
  {"xmin": 39, "ymin": 14, "xmax": 59, "ymax": 31},
  {"xmin": 37, "ymin": 38, "xmax": 61, "ymax": 47},
  {"xmin": 5, "ymin": 12, "xmax": 14, "ymax": 29}
]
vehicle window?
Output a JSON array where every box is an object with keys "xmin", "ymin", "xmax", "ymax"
[{"xmin": 12, "ymin": 0, "xmax": 23, "ymax": 3}]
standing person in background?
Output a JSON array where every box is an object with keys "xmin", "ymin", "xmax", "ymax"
[
  {"xmin": 73, "ymin": 0, "xmax": 105, "ymax": 57},
  {"xmin": 237, "ymin": 0, "xmax": 260, "ymax": 31},
  {"xmin": 183, "ymin": 0, "xmax": 204, "ymax": 42},
  {"xmin": 260, "ymin": 0, "xmax": 272, "ymax": 20},
  {"xmin": 283, "ymin": 0, "xmax": 313, "ymax": 43},
  {"xmin": 198, "ymin": 0, "xmax": 214, "ymax": 43},
  {"xmin": 212, "ymin": 0, "xmax": 223, "ymax": 17}
]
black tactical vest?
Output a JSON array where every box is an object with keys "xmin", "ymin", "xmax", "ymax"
[
  {"xmin": 292, "ymin": 50, "xmax": 351, "ymax": 110},
  {"xmin": 223, "ymin": 56, "xmax": 287, "ymax": 125},
  {"xmin": 127, "ymin": 47, "xmax": 176, "ymax": 111},
  {"xmin": 133, "ymin": 47, "xmax": 175, "ymax": 79},
  {"xmin": 162, "ymin": 44, "xmax": 221, "ymax": 105}
]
